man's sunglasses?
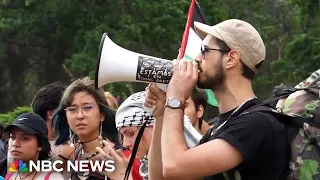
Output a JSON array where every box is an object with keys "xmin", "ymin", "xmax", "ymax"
[{"xmin": 201, "ymin": 44, "xmax": 229, "ymax": 59}]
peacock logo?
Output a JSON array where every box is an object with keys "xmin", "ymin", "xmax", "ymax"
[{"xmin": 8, "ymin": 160, "xmax": 28, "ymax": 172}]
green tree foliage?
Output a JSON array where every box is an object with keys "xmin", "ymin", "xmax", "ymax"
[
  {"xmin": 0, "ymin": 0, "xmax": 196, "ymax": 112},
  {"xmin": 0, "ymin": 106, "xmax": 32, "ymax": 126},
  {"xmin": 272, "ymin": 34, "xmax": 320, "ymax": 85},
  {"xmin": 0, "ymin": 0, "xmax": 319, "ymax": 120}
]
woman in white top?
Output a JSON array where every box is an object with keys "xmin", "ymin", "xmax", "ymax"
[{"xmin": 3, "ymin": 113, "xmax": 64, "ymax": 180}]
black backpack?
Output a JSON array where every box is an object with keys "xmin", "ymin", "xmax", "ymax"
[{"xmin": 239, "ymin": 69, "xmax": 320, "ymax": 180}]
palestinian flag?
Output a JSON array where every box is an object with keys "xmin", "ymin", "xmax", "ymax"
[{"xmin": 178, "ymin": 0, "xmax": 218, "ymax": 107}]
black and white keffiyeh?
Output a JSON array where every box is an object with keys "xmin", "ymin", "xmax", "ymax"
[
  {"xmin": 116, "ymin": 91, "xmax": 202, "ymax": 148},
  {"xmin": 116, "ymin": 91, "xmax": 155, "ymax": 129},
  {"xmin": 118, "ymin": 92, "xmax": 203, "ymax": 180}
]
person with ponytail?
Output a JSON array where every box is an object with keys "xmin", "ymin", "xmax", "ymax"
[{"xmin": 52, "ymin": 77, "xmax": 133, "ymax": 180}]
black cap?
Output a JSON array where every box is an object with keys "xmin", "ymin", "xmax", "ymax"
[{"xmin": 3, "ymin": 112, "xmax": 48, "ymax": 137}]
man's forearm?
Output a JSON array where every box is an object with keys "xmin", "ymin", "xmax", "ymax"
[
  {"xmin": 162, "ymin": 107, "xmax": 188, "ymax": 176},
  {"xmin": 148, "ymin": 116, "xmax": 165, "ymax": 180}
]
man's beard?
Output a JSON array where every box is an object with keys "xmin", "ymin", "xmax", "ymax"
[{"xmin": 197, "ymin": 61, "xmax": 225, "ymax": 90}]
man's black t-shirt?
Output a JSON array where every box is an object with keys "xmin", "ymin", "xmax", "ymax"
[{"xmin": 200, "ymin": 98, "xmax": 288, "ymax": 180}]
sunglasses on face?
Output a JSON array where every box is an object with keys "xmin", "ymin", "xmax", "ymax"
[{"xmin": 200, "ymin": 44, "xmax": 229, "ymax": 60}]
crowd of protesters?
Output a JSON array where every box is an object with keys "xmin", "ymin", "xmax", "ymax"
[{"xmin": 0, "ymin": 18, "xmax": 292, "ymax": 180}]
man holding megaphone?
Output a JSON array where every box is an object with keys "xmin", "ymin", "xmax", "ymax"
[{"xmin": 144, "ymin": 19, "xmax": 288, "ymax": 180}]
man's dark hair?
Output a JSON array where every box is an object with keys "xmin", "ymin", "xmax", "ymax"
[
  {"xmin": 216, "ymin": 38, "xmax": 231, "ymax": 53},
  {"xmin": 191, "ymin": 88, "xmax": 207, "ymax": 129},
  {"xmin": 215, "ymin": 38, "xmax": 263, "ymax": 80},
  {"xmin": 37, "ymin": 134, "xmax": 51, "ymax": 160},
  {"xmin": 31, "ymin": 81, "xmax": 67, "ymax": 121},
  {"xmin": 241, "ymin": 61, "xmax": 263, "ymax": 80}
]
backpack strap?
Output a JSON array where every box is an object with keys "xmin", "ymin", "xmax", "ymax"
[
  {"xmin": 240, "ymin": 105, "xmax": 306, "ymax": 127},
  {"xmin": 261, "ymin": 92, "xmax": 298, "ymax": 107},
  {"xmin": 240, "ymin": 104, "xmax": 299, "ymax": 171},
  {"xmin": 44, "ymin": 171, "xmax": 53, "ymax": 180}
]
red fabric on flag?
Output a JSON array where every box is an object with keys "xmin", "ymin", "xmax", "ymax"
[{"xmin": 177, "ymin": 0, "xmax": 196, "ymax": 60}]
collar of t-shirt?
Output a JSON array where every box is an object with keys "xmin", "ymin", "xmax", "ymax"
[{"xmin": 217, "ymin": 98, "xmax": 261, "ymax": 122}]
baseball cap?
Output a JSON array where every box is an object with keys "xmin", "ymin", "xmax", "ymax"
[
  {"xmin": 194, "ymin": 19, "xmax": 266, "ymax": 73},
  {"xmin": 3, "ymin": 112, "xmax": 48, "ymax": 137}
]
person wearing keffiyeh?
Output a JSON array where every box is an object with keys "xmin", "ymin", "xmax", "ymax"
[
  {"xmin": 116, "ymin": 91, "xmax": 206, "ymax": 180},
  {"xmin": 116, "ymin": 91, "xmax": 154, "ymax": 180}
]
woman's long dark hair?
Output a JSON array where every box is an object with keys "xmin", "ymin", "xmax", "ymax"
[
  {"xmin": 37, "ymin": 134, "xmax": 51, "ymax": 160},
  {"xmin": 53, "ymin": 77, "xmax": 121, "ymax": 149}
]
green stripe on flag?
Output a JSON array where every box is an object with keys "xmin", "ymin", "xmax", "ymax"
[
  {"xmin": 184, "ymin": 54, "xmax": 194, "ymax": 61},
  {"xmin": 205, "ymin": 89, "xmax": 218, "ymax": 107}
]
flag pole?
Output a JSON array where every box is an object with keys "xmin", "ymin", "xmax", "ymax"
[{"xmin": 177, "ymin": 0, "xmax": 196, "ymax": 60}]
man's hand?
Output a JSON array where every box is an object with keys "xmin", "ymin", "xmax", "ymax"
[
  {"xmin": 144, "ymin": 83, "xmax": 166, "ymax": 118},
  {"xmin": 167, "ymin": 59, "xmax": 198, "ymax": 103}
]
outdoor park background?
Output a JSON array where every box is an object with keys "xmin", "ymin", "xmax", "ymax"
[{"xmin": 0, "ymin": 0, "xmax": 319, "ymax": 125}]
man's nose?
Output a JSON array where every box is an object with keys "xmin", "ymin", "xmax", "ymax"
[
  {"xmin": 122, "ymin": 137, "xmax": 133, "ymax": 150},
  {"xmin": 195, "ymin": 53, "xmax": 202, "ymax": 63}
]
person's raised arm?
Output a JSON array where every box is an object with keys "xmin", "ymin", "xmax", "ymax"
[
  {"xmin": 144, "ymin": 84, "xmax": 167, "ymax": 180},
  {"xmin": 160, "ymin": 60, "xmax": 243, "ymax": 179}
]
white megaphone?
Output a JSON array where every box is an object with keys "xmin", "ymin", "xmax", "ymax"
[
  {"xmin": 95, "ymin": 33, "xmax": 172, "ymax": 112},
  {"xmin": 95, "ymin": 33, "xmax": 203, "ymax": 148},
  {"xmin": 95, "ymin": 33, "xmax": 171, "ymax": 90}
]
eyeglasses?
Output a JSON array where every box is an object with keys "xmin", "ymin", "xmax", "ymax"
[
  {"xmin": 64, "ymin": 104, "xmax": 98, "ymax": 118},
  {"xmin": 201, "ymin": 44, "xmax": 229, "ymax": 60}
]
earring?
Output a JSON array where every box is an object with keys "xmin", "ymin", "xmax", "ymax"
[
  {"xmin": 98, "ymin": 121, "xmax": 103, "ymax": 147},
  {"xmin": 69, "ymin": 128, "xmax": 75, "ymax": 147},
  {"xmin": 34, "ymin": 151, "xmax": 40, "ymax": 163}
]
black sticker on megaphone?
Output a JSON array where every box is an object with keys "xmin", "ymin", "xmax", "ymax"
[{"xmin": 136, "ymin": 56, "xmax": 173, "ymax": 84}]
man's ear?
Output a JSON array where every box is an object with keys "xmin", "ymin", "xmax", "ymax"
[
  {"xmin": 226, "ymin": 50, "xmax": 241, "ymax": 69},
  {"xmin": 196, "ymin": 105, "xmax": 204, "ymax": 119}
]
